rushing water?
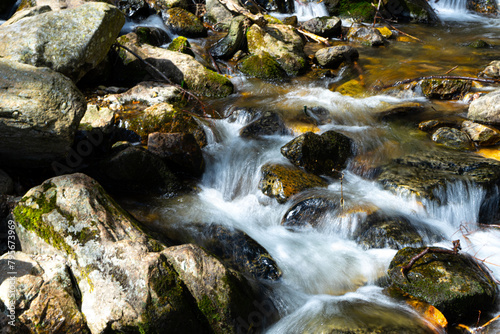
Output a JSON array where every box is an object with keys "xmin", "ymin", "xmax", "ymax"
[{"xmin": 121, "ymin": 1, "xmax": 500, "ymax": 333}]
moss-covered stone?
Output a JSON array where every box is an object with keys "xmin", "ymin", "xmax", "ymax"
[
  {"xmin": 167, "ymin": 36, "xmax": 195, "ymax": 57},
  {"xmin": 259, "ymin": 163, "xmax": 328, "ymax": 203},
  {"xmin": 239, "ymin": 52, "xmax": 287, "ymax": 80},
  {"xmin": 166, "ymin": 7, "xmax": 207, "ymax": 37},
  {"xmin": 387, "ymin": 246, "xmax": 498, "ymax": 323},
  {"xmin": 431, "ymin": 127, "xmax": 475, "ymax": 151},
  {"xmin": 336, "ymin": 0, "xmax": 374, "ymax": 21},
  {"xmin": 416, "ymin": 79, "xmax": 472, "ymax": 100}
]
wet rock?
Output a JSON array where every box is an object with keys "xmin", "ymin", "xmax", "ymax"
[
  {"xmin": 281, "ymin": 193, "xmax": 340, "ymax": 229},
  {"xmin": 238, "ymin": 52, "xmax": 288, "ymax": 80},
  {"xmin": 147, "ymin": 132, "xmax": 205, "ymax": 177},
  {"xmin": 380, "ymin": 0, "xmax": 439, "ymax": 23},
  {"xmin": 479, "ymin": 60, "xmax": 500, "ymax": 79},
  {"xmin": 286, "ymin": 299, "xmax": 436, "ymax": 333},
  {"xmin": 247, "ymin": 23, "xmax": 306, "ymax": 76},
  {"xmin": 347, "ymin": 26, "xmax": 385, "ymax": 46},
  {"xmin": 146, "ymin": 0, "xmax": 190, "ymax": 12},
  {"xmin": 105, "ymin": 81, "xmax": 182, "ymax": 106},
  {"xmin": 256, "ymin": 0, "xmax": 294, "ymax": 13},
  {"xmin": 0, "ymin": 2, "xmax": 125, "ymax": 82},
  {"xmin": 374, "ymin": 101, "xmax": 424, "ymax": 119},
  {"xmin": 165, "ymin": 243, "xmax": 275, "ymax": 333},
  {"xmin": 0, "ymin": 59, "xmax": 86, "ymax": 167},
  {"xmin": 335, "ymin": 79, "xmax": 365, "ymax": 97},
  {"xmin": 465, "ymin": 39, "xmax": 491, "ymax": 48},
  {"xmin": 281, "ymin": 130, "xmax": 354, "ymax": 177},
  {"xmin": 418, "ymin": 117, "xmax": 464, "ymax": 132},
  {"xmin": 414, "ymin": 78, "xmax": 472, "ymax": 100},
  {"xmin": 315, "ymin": 45, "xmax": 359, "ymax": 69},
  {"xmin": 387, "ymin": 246, "xmax": 498, "ymax": 323},
  {"xmin": 205, "ymin": 0, "xmax": 235, "ymax": 27},
  {"xmin": 301, "ymin": 16, "xmax": 341, "ymax": 37},
  {"xmin": 175, "ymin": 224, "xmax": 282, "ymax": 280},
  {"xmin": 468, "ymin": 88, "xmax": 500, "ymax": 124},
  {"xmin": 461, "ymin": 120, "xmax": 500, "ymax": 146},
  {"xmin": 376, "ymin": 149, "xmax": 500, "ymax": 221},
  {"xmin": 114, "ymin": 0, "xmax": 150, "ymax": 18},
  {"xmin": 240, "ymin": 111, "xmax": 289, "ymax": 138},
  {"xmin": 117, "ymin": 32, "xmax": 233, "ymax": 97},
  {"xmin": 431, "ymin": 127, "xmax": 475, "ymax": 150},
  {"xmin": 353, "ymin": 211, "xmax": 424, "ymax": 250},
  {"xmin": 92, "ymin": 144, "xmax": 180, "ymax": 195},
  {"xmin": 12, "ymin": 173, "xmax": 208, "ymax": 333},
  {"xmin": 134, "ymin": 26, "xmax": 172, "ymax": 46},
  {"xmin": 125, "ymin": 102, "xmax": 207, "ymax": 147},
  {"xmin": 167, "ymin": 36, "xmax": 195, "ymax": 57},
  {"xmin": 0, "ymin": 170, "xmax": 14, "ymax": 195},
  {"xmin": 282, "ymin": 15, "xmax": 298, "ymax": 26},
  {"xmin": 466, "ymin": 0, "xmax": 499, "ymax": 15},
  {"xmin": 210, "ymin": 16, "xmax": 248, "ymax": 59},
  {"xmin": 166, "ymin": 7, "xmax": 207, "ymax": 37},
  {"xmin": 259, "ymin": 163, "xmax": 328, "ymax": 203}
]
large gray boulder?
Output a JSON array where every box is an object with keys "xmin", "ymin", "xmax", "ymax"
[
  {"xmin": 246, "ymin": 23, "xmax": 306, "ymax": 76},
  {"xmin": 0, "ymin": 2, "xmax": 125, "ymax": 82},
  {"xmin": 315, "ymin": 45, "xmax": 359, "ymax": 69},
  {"xmin": 301, "ymin": 16, "xmax": 341, "ymax": 37},
  {"xmin": 0, "ymin": 59, "xmax": 86, "ymax": 167},
  {"xmin": 468, "ymin": 89, "xmax": 500, "ymax": 124},
  {"xmin": 12, "ymin": 173, "xmax": 206, "ymax": 333}
]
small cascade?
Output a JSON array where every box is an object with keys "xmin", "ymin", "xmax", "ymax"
[{"xmin": 292, "ymin": 0, "xmax": 329, "ymax": 21}]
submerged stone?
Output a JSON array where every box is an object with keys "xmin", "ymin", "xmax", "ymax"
[
  {"xmin": 240, "ymin": 111, "xmax": 289, "ymax": 138},
  {"xmin": 431, "ymin": 127, "xmax": 475, "ymax": 151},
  {"xmin": 387, "ymin": 246, "xmax": 498, "ymax": 323}
]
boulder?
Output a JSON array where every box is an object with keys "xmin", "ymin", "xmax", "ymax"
[
  {"xmin": 246, "ymin": 23, "xmax": 306, "ymax": 76},
  {"xmin": 105, "ymin": 81, "xmax": 182, "ymax": 107},
  {"xmin": 12, "ymin": 173, "xmax": 207, "ymax": 333},
  {"xmin": 125, "ymin": 102, "xmax": 207, "ymax": 147},
  {"xmin": 165, "ymin": 243, "xmax": 275, "ymax": 333},
  {"xmin": 0, "ymin": 59, "xmax": 86, "ymax": 167},
  {"xmin": 80, "ymin": 105, "xmax": 115, "ymax": 133},
  {"xmin": 165, "ymin": 7, "xmax": 207, "ymax": 37},
  {"xmin": 315, "ymin": 45, "xmax": 359, "ymax": 69},
  {"xmin": 431, "ymin": 127, "xmax": 475, "ymax": 150},
  {"xmin": 281, "ymin": 192, "xmax": 340, "ymax": 230},
  {"xmin": 387, "ymin": 246, "xmax": 498, "ymax": 322},
  {"xmin": 347, "ymin": 26, "xmax": 385, "ymax": 46},
  {"xmin": 0, "ymin": 2, "xmax": 125, "ymax": 82},
  {"xmin": 145, "ymin": 0, "xmax": 190, "ymax": 12},
  {"xmin": 414, "ymin": 79, "xmax": 471, "ymax": 100},
  {"xmin": 468, "ymin": 89, "xmax": 500, "ymax": 124},
  {"xmin": 0, "ymin": 252, "xmax": 90, "ymax": 332},
  {"xmin": 380, "ymin": 0, "xmax": 439, "ymax": 23},
  {"xmin": 238, "ymin": 52, "xmax": 288, "ymax": 80},
  {"xmin": 117, "ymin": 32, "xmax": 233, "ymax": 97},
  {"xmin": 301, "ymin": 16, "xmax": 341, "ymax": 37},
  {"xmin": 240, "ymin": 111, "xmax": 289, "ymax": 138},
  {"xmin": 280, "ymin": 130, "xmax": 354, "ymax": 177},
  {"xmin": 210, "ymin": 15, "xmax": 248, "ymax": 59},
  {"xmin": 205, "ymin": 0, "xmax": 235, "ymax": 27},
  {"xmin": 2, "ymin": 5, "xmax": 51, "ymax": 25},
  {"xmin": 147, "ymin": 132, "xmax": 205, "ymax": 177},
  {"xmin": 167, "ymin": 36, "xmax": 195, "ymax": 56},
  {"xmin": 418, "ymin": 117, "xmax": 464, "ymax": 133},
  {"xmin": 461, "ymin": 120, "xmax": 500, "ymax": 146},
  {"xmin": 466, "ymin": 0, "xmax": 499, "ymax": 14},
  {"xmin": 0, "ymin": 170, "xmax": 14, "ymax": 195},
  {"xmin": 479, "ymin": 60, "xmax": 500, "ymax": 79},
  {"xmin": 259, "ymin": 163, "xmax": 328, "ymax": 203},
  {"xmin": 134, "ymin": 26, "xmax": 172, "ymax": 46},
  {"xmin": 92, "ymin": 144, "xmax": 181, "ymax": 195}
]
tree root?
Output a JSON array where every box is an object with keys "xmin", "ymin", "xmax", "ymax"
[{"xmin": 401, "ymin": 240, "xmax": 461, "ymax": 278}]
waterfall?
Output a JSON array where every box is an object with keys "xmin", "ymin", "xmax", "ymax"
[{"xmin": 293, "ymin": 0, "xmax": 329, "ymax": 21}]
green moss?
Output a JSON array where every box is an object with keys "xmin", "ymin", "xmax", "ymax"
[
  {"xmin": 167, "ymin": 36, "xmax": 194, "ymax": 57},
  {"xmin": 239, "ymin": 52, "xmax": 287, "ymax": 81},
  {"xmin": 336, "ymin": 0, "xmax": 375, "ymax": 21},
  {"xmin": 264, "ymin": 15, "xmax": 283, "ymax": 24},
  {"xmin": 187, "ymin": 69, "xmax": 234, "ymax": 98},
  {"xmin": 198, "ymin": 295, "xmax": 221, "ymax": 323}
]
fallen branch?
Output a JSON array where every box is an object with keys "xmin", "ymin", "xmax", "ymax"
[
  {"xmin": 374, "ymin": 14, "xmax": 424, "ymax": 43},
  {"xmin": 401, "ymin": 240, "xmax": 461, "ymax": 277},
  {"xmin": 217, "ymin": 0, "xmax": 266, "ymax": 25},
  {"xmin": 458, "ymin": 314, "xmax": 500, "ymax": 333},
  {"xmin": 444, "ymin": 65, "xmax": 458, "ymax": 74},
  {"xmin": 296, "ymin": 28, "xmax": 331, "ymax": 46},
  {"xmin": 114, "ymin": 42, "xmax": 233, "ymax": 120},
  {"xmin": 375, "ymin": 75, "xmax": 500, "ymax": 90}
]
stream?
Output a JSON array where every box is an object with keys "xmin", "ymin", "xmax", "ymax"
[{"xmin": 124, "ymin": 1, "xmax": 500, "ymax": 333}]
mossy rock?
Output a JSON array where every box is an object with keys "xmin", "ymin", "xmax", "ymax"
[
  {"xmin": 167, "ymin": 36, "xmax": 195, "ymax": 57},
  {"xmin": 431, "ymin": 127, "xmax": 475, "ymax": 151},
  {"xmin": 347, "ymin": 26, "xmax": 385, "ymax": 46},
  {"xmin": 466, "ymin": 0, "xmax": 499, "ymax": 14},
  {"xmin": 210, "ymin": 15, "xmax": 248, "ymax": 59},
  {"xmin": 336, "ymin": 0, "xmax": 374, "ymax": 21},
  {"xmin": 301, "ymin": 16, "xmax": 342, "ymax": 37},
  {"xmin": 134, "ymin": 26, "xmax": 171, "ymax": 46},
  {"xmin": 239, "ymin": 111, "xmax": 289, "ymax": 138},
  {"xmin": 281, "ymin": 130, "xmax": 354, "ymax": 177},
  {"xmin": 415, "ymin": 79, "xmax": 472, "ymax": 100},
  {"xmin": 125, "ymin": 102, "xmax": 207, "ymax": 147},
  {"xmin": 465, "ymin": 39, "xmax": 491, "ymax": 48},
  {"xmin": 380, "ymin": 0, "xmax": 439, "ymax": 23},
  {"xmin": 387, "ymin": 246, "xmax": 498, "ymax": 323},
  {"xmin": 259, "ymin": 163, "xmax": 328, "ymax": 203},
  {"xmin": 239, "ymin": 52, "xmax": 287, "ymax": 81},
  {"xmin": 166, "ymin": 7, "xmax": 207, "ymax": 38},
  {"xmin": 335, "ymin": 79, "xmax": 365, "ymax": 96}
]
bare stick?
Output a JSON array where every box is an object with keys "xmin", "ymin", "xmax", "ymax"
[
  {"xmin": 401, "ymin": 240, "xmax": 461, "ymax": 277},
  {"xmin": 296, "ymin": 28, "xmax": 331, "ymax": 46},
  {"xmin": 444, "ymin": 65, "xmax": 458, "ymax": 74}
]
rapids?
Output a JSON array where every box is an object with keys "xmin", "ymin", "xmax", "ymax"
[{"xmin": 124, "ymin": 1, "xmax": 500, "ymax": 332}]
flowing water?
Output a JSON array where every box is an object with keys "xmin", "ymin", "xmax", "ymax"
[{"xmin": 123, "ymin": 1, "xmax": 500, "ymax": 333}]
